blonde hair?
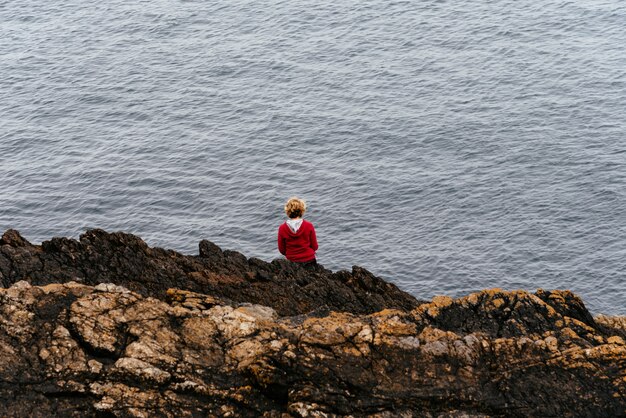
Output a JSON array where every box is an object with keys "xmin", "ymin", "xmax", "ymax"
[{"xmin": 284, "ymin": 197, "xmax": 307, "ymax": 219}]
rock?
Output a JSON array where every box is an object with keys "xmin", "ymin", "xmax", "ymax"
[
  {"xmin": 0, "ymin": 230, "xmax": 624, "ymax": 417},
  {"xmin": 113, "ymin": 357, "xmax": 171, "ymax": 384},
  {"xmin": 0, "ymin": 281, "xmax": 623, "ymax": 417},
  {"xmin": 199, "ymin": 239, "xmax": 223, "ymax": 259},
  {"xmin": 0, "ymin": 229, "xmax": 421, "ymax": 316},
  {"xmin": 0, "ymin": 229, "xmax": 31, "ymax": 247}
]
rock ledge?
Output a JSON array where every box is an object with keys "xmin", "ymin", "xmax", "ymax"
[{"xmin": 0, "ymin": 229, "xmax": 624, "ymax": 417}]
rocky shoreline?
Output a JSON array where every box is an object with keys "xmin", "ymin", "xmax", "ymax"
[{"xmin": 1, "ymin": 229, "xmax": 625, "ymax": 417}]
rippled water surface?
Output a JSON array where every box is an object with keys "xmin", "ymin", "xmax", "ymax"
[{"xmin": 2, "ymin": 0, "xmax": 626, "ymax": 314}]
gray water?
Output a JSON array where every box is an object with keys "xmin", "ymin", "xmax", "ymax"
[{"xmin": 2, "ymin": 0, "xmax": 625, "ymax": 314}]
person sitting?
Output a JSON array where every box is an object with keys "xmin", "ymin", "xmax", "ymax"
[{"xmin": 277, "ymin": 197, "xmax": 318, "ymax": 265}]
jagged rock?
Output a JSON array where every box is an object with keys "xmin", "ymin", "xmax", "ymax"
[
  {"xmin": 0, "ymin": 281, "xmax": 624, "ymax": 417},
  {"xmin": 0, "ymin": 229, "xmax": 420, "ymax": 316},
  {"xmin": 0, "ymin": 229, "xmax": 31, "ymax": 247},
  {"xmin": 0, "ymin": 230, "xmax": 624, "ymax": 417}
]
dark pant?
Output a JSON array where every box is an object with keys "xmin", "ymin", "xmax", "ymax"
[{"xmin": 300, "ymin": 258, "xmax": 317, "ymax": 268}]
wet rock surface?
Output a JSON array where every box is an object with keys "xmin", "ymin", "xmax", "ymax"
[{"xmin": 0, "ymin": 230, "xmax": 625, "ymax": 417}]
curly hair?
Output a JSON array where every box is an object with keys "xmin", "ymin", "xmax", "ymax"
[{"xmin": 284, "ymin": 197, "xmax": 307, "ymax": 219}]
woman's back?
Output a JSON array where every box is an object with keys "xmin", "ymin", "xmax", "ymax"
[
  {"xmin": 278, "ymin": 219, "xmax": 318, "ymax": 262},
  {"xmin": 277, "ymin": 197, "xmax": 318, "ymax": 263}
]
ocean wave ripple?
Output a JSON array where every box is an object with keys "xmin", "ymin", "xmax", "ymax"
[{"xmin": 1, "ymin": 0, "xmax": 626, "ymax": 314}]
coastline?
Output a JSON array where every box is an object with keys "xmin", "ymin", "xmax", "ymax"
[{"xmin": 1, "ymin": 229, "xmax": 625, "ymax": 417}]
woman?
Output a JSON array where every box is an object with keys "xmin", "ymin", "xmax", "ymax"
[{"xmin": 277, "ymin": 197, "xmax": 318, "ymax": 264}]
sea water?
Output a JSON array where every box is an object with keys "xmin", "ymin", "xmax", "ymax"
[{"xmin": 1, "ymin": 0, "xmax": 625, "ymax": 314}]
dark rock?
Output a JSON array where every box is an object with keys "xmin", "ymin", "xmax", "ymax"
[
  {"xmin": 535, "ymin": 288, "xmax": 596, "ymax": 327},
  {"xmin": 0, "ymin": 229, "xmax": 31, "ymax": 247},
  {"xmin": 0, "ymin": 229, "xmax": 421, "ymax": 316},
  {"xmin": 198, "ymin": 239, "xmax": 223, "ymax": 259}
]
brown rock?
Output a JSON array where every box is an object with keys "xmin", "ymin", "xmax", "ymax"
[
  {"xmin": 0, "ymin": 230, "xmax": 624, "ymax": 417},
  {"xmin": 0, "ymin": 283, "xmax": 624, "ymax": 416}
]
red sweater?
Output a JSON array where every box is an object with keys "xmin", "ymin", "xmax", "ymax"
[{"xmin": 277, "ymin": 219, "xmax": 318, "ymax": 262}]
